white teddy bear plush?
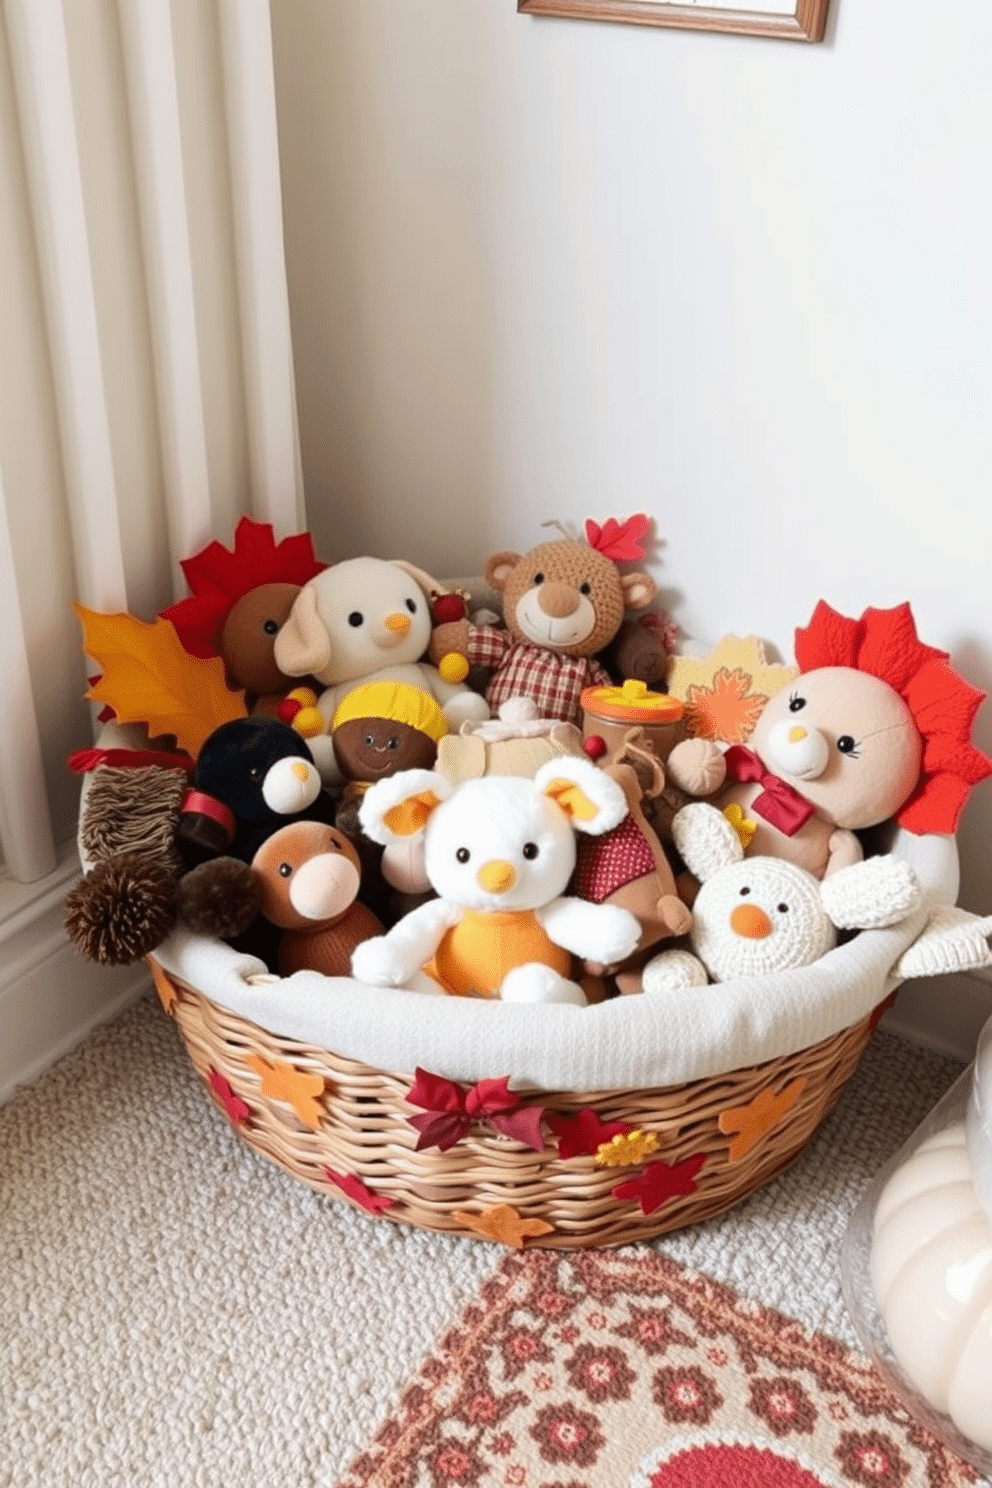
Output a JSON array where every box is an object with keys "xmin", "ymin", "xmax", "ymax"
[
  {"xmin": 273, "ymin": 557, "xmax": 490, "ymax": 782},
  {"xmin": 351, "ymin": 756, "xmax": 641, "ymax": 1005},
  {"xmin": 641, "ymin": 803, "xmax": 923, "ymax": 993}
]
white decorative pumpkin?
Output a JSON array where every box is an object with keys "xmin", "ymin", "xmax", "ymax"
[{"xmin": 868, "ymin": 1014, "xmax": 992, "ymax": 1456}]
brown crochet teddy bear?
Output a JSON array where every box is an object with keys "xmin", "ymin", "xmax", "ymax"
[{"xmin": 427, "ymin": 517, "xmax": 660, "ymax": 726}]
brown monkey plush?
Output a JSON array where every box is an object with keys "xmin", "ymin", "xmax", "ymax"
[{"xmin": 428, "ymin": 517, "xmax": 658, "ymax": 726}]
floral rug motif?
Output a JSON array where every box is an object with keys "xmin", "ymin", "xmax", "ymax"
[{"xmin": 339, "ymin": 1249, "xmax": 978, "ymax": 1488}]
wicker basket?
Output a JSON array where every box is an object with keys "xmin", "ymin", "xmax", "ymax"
[
  {"xmin": 149, "ymin": 955, "xmax": 890, "ymax": 1248},
  {"xmin": 86, "ymin": 721, "xmax": 960, "ymax": 1250}
]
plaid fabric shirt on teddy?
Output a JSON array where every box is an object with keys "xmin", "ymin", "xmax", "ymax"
[{"xmin": 468, "ymin": 626, "xmax": 612, "ymax": 722}]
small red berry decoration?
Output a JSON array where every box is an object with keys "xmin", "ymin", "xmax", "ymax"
[
  {"xmin": 583, "ymin": 735, "xmax": 607, "ymax": 761},
  {"xmin": 277, "ymin": 697, "xmax": 302, "ymax": 722},
  {"xmin": 430, "ymin": 594, "xmax": 467, "ymax": 625}
]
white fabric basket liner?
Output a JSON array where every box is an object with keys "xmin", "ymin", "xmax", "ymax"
[
  {"xmin": 86, "ymin": 724, "xmax": 959, "ymax": 1091},
  {"xmin": 149, "ymin": 828, "xmax": 956, "ymax": 1094}
]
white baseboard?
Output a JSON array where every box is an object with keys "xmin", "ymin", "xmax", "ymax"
[
  {"xmin": 0, "ymin": 854, "xmax": 150, "ymax": 1106},
  {"xmin": 880, "ymin": 969, "xmax": 992, "ymax": 1065}
]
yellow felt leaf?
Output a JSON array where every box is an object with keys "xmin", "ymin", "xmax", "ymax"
[{"xmin": 77, "ymin": 605, "xmax": 247, "ymax": 758}]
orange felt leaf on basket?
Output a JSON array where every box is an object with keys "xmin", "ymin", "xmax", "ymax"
[
  {"xmin": 547, "ymin": 1108, "xmax": 631, "ymax": 1160},
  {"xmin": 451, "ymin": 1204, "xmax": 554, "ymax": 1249},
  {"xmin": 245, "ymin": 1053, "xmax": 326, "ymax": 1130},
  {"xmin": 76, "ymin": 605, "xmax": 247, "ymax": 758},
  {"xmin": 208, "ymin": 1068, "xmax": 250, "ymax": 1126},
  {"xmin": 612, "ymin": 1152, "xmax": 706, "ymax": 1216},
  {"xmin": 718, "ymin": 1077, "xmax": 806, "ymax": 1164},
  {"xmin": 324, "ymin": 1169, "xmax": 394, "ymax": 1215},
  {"xmin": 146, "ymin": 955, "xmax": 178, "ymax": 1015}
]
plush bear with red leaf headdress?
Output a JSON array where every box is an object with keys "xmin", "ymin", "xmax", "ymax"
[
  {"xmin": 666, "ymin": 601, "xmax": 992, "ymax": 880},
  {"xmin": 160, "ymin": 516, "xmax": 327, "ymax": 713},
  {"xmin": 428, "ymin": 516, "xmax": 665, "ymax": 727}
]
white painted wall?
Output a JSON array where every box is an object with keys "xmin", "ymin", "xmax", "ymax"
[{"xmin": 270, "ymin": 0, "xmax": 992, "ymax": 1054}]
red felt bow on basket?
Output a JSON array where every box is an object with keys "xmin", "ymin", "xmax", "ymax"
[{"xmin": 405, "ymin": 1068, "xmax": 546, "ymax": 1153}]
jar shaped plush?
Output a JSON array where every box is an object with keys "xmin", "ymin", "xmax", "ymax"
[{"xmin": 842, "ymin": 1012, "xmax": 992, "ymax": 1473}]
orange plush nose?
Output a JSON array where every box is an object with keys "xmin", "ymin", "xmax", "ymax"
[
  {"xmin": 537, "ymin": 581, "xmax": 581, "ymax": 619},
  {"xmin": 729, "ymin": 903, "xmax": 773, "ymax": 939},
  {"xmin": 477, "ymin": 859, "xmax": 517, "ymax": 894},
  {"xmin": 291, "ymin": 761, "xmax": 310, "ymax": 782},
  {"xmin": 384, "ymin": 612, "xmax": 412, "ymax": 636}
]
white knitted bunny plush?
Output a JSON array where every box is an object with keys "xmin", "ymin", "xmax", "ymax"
[{"xmin": 641, "ymin": 803, "xmax": 922, "ymax": 993}]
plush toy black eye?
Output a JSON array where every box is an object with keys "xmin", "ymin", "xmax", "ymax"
[
  {"xmin": 364, "ymin": 734, "xmax": 375, "ymax": 746},
  {"xmin": 579, "ymin": 581, "xmax": 592, "ymax": 596},
  {"xmin": 456, "ymin": 847, "xmax": 470, "ymax": 863},
  {"xmin": 837, "ymin": 735, "xmax": 857, "ymax": 754},
  {"xmin": 789, "ymin": 693, "xmax": 806, "ymax": 713},
  {"xmin": 522, "ymin": 842, "xmax": 539, "ymax": 860},
  {"xmin": 739, "ymin": 886, "xmax": 751, "ymax": 896},
  {"xmin": 262, "ymin": 618, "xmax": 279, "ymax": 635},
  {"xmin": 777, "ymin": 902, "xmax": 790, "ymax": 913},
  {"xmin": 387, "ymin": 736, "xmax": 399, "ymax": 749},
  {"xmin": 348, "ymin": 611, "xmax": 363, "ymax": 627},
  {"xmin": 278, "ymin": 863, "xmax": 292, "ymax": 877},
  {"xmin": 532, "ymin": 571, "xmax": 545, "ymax": 584},
  {"xmin": 405, "ymin": 597, "xmax": 417, "ymax": 614}
]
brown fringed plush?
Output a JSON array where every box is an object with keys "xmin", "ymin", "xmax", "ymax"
[
  {"xmin": 79, "ymin": 765, "xmax": 188, "ymax": 877},
  {"xmin": 176, "ymin": 857, "xmax": 260, "ymax": 940},
  {"xmin": 65, "ymin": 854, "xmax": 178, "ymax": 966}
]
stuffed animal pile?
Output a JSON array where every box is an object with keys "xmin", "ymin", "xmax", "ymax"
[{"xmin": 67, "ymin": 515, "xmax": 992, "ymax": 1007}]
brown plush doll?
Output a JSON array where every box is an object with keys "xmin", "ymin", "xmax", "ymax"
[{"xmin": 428, "ymin": 516, "xmax": 658, "ymax": 726}]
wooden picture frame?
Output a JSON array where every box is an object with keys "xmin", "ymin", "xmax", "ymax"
[{"xmin": 517, "ymin": 0, "xmax": 830, "ymax": 42}]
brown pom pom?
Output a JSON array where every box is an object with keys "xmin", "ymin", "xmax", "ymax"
[
  {"xmin": 176, "ymin": 857, "xmax": 259, "ymax": 940},
  {"xmin": 64, "ymin": 854, "xmax": 178, "ymax": 966}
]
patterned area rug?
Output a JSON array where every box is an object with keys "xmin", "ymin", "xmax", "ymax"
[{"xmin": 340, "ymin": 1248, "xmax": 978, "ymax": 1488}]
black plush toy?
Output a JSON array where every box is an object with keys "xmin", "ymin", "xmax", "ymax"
[{"xmin": 178, "ymin": 715, "xmax": 329, "ymax": 864}]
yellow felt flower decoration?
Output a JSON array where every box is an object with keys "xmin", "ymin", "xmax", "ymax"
[
  {"xmin": 245, "ymin": 1054, "xmax": 327, "ymax": 1131},
  {"xmin": 594, "ymin": 1129, "xmax": 661, "ymax": 1168},
  {"xmin": 718, "ymin": 1077, "xmax": 807, "ymax": 1163},
  {"xmin": 723, "ymin": 803, "xmax": 757, "ymax": 851},
  {"xmin": 451, "ymin": 1204, "xmax": 554, "ymax": 1249}
]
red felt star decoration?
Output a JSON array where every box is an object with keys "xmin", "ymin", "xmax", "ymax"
[
  {"xmin": 207, "ymin": 1068, "xmax": 250, "ymax": 1126},
  {"xmin": 324, "ymin": 1169, "xmax": 394, "ymax": 1215},
  {"xmin": 612, "ymin": 1153, "xmax": 707, "ymax": 1216},
  {"xmin": 546, "ymin": 1108, "xmax": 631, "ymax": 1160},
  {"xmin": 405, "ymin": 1068, "xmax": 546, "ymax": 1153}
]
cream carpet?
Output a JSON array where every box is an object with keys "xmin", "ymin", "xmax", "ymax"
[{"xmin": 0, "ymin": 991, "xmax": 966, "ymax": 1487}]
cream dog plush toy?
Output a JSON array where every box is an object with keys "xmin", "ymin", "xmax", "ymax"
[
  {"xmin": 641, "ymin": 803, "xmax": 922, "ymax": 992},
  {"xmin": 351, "ymin": 757, "xmax": 641, "ymax": 1004},
  {"xmin": 273, "ymin": 557, "xmax": 490, "ymax": 781}
]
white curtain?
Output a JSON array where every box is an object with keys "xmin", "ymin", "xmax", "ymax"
[{"xmin": 0, "ymin": 0, "xmax": 303, "ymax": 884}]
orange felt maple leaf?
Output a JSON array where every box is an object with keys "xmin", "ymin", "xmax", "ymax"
[
  {"xmin": 77, "ymin": 605, "xmax": 247, "ymax": 758},
  {"xmin": 245, "ymin": 1053, "xmax": 327, "ymax": 1130},
  {"xmin": 146, "ymin": 955, "xmax": 178, "ymax": 1015},
  {"xmin": 686, "ymin": 667, "xmax": 768, "ymax": 745},
  {"xmin": 451, "ymin": 1204, "xmax": 555, "ymax": 1249},
  {"xmin": 718, "ymin": 1077, "xmax": 806, "ymax": 1163}
]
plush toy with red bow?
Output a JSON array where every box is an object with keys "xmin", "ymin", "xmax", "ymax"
[
  {"xmin": 427, "ymin": 516, "xmax": 666, "ymax": 727},
  {"xmin": 666, "ymin": 601, "xmax": 992, "ymax": 880}
]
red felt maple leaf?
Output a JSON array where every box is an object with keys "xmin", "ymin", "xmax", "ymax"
[
  {"xmin": 584, "ymin": 514, "xmax": 652, "ymax": 562},
  {"xmin": 405, "ymin": 1068, "xmax": 546, "ymax": 1153},
  {"xmin": 324, "ymin": 1168, "xmax": 394, "ymax": 1215},
  {"xmin": 160, "ymin": 516, "xmax": 326, "ymax": 659},
  {"xmin": 546, "ymin": 1108, "xmax": 631, "ymax": 1160},
  {"xmin": 208, "ymin": 1068, "xmax": 250, "ymax": 1126},
  {"xmin": 611, "ymin": 1152, "xmax": 706, "ymax": 1216}
]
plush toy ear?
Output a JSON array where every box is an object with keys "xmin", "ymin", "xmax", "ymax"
[
  {"xmin": 533, "ymin": 756, "xmax": 629, "ymax": 836},
  {"xmin": 390, "ymin": 559, "xmax": 444, "ymax": 601},
  {"xmin": 671, "ymin": 803, "xmax": 743, "ymax": 883},
  {"xmin": 620, "ymin": 571, "xmax": 657, "ymax": 611},
  {"xmin": 358, "ymin": 768, "xmax": 453, "ymax": 845},
  {"xmin": 484, "ymin": 551, "xmax": 521, "ymax": 592},
  {"xmin": 272, "ymin": 584, "xmax": 332, "ymax": 679}
]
